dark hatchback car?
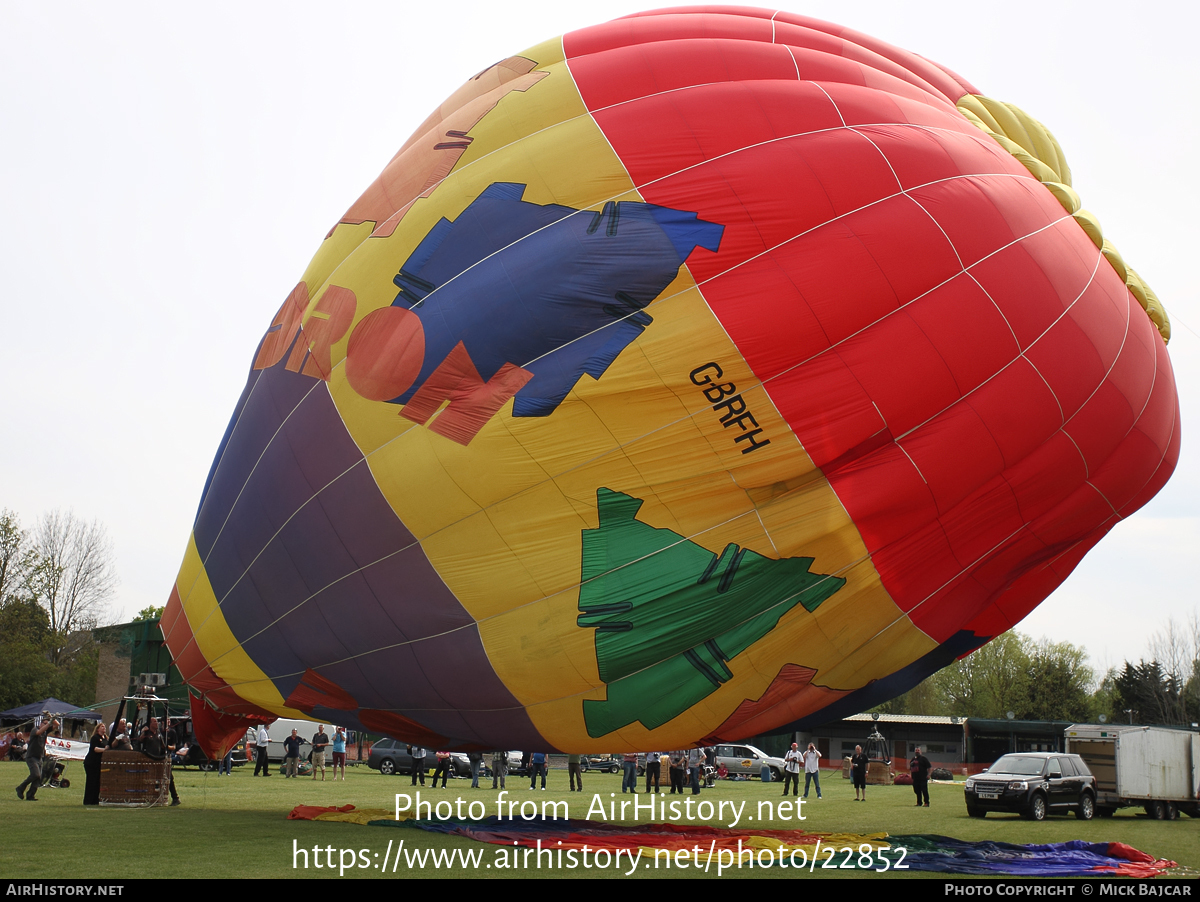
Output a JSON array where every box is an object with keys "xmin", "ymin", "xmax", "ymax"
[
  {"xmin": 964, "ymin": 753, "xmax": 1097, "ymax": 820},
  {"xmin": 367, "ymin": 740, "xmax": 472, "ymax": 778}
]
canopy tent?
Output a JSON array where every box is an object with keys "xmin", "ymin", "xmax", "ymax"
[{"xmin": 0, "ymin": 698, "xmax": 102, "ymax": 723}]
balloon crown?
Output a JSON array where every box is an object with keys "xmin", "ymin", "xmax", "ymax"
[{"xmin": 958, "ymin": 94, "xmax": 1169, "ymax": 342}]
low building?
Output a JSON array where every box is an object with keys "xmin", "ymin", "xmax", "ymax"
[
  {"xmin": 786, "ymin": 713, "xmax": 1078, "ymax": 773},
  {"xmin": 795, "ymin": 714, "xmax": 965, "ymax": 770}
]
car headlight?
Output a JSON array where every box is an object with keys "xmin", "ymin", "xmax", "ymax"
[
  {"xmin": 1007, "ymin": 781, "xmax": 1028, "ymax": 791},
  {"xmin": 965, "ymin": 778, "xmax": 976, "ymax": 789}
]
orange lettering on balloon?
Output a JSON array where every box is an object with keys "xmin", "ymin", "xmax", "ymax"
[
  {"xmin": 253, "ymin": 282, "xmax": 308, "ymax": 370},
  {"xmin": 344, "ymin": 306, "xmax": 426, "ymax": 401}
]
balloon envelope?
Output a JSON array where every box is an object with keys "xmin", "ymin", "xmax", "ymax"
[{"xmin": 163, "ymin": 7, "xmax": 1178, "ymax": 755}]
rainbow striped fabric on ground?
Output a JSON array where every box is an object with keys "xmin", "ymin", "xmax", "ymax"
[{"xmin": 289, "ymin": 807, "xmax": 1176, "ymax": 877}]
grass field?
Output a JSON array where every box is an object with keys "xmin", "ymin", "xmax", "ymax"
[{"xmin": 3, "ymin": 761, "xmax": 1196, "ymax": 879}]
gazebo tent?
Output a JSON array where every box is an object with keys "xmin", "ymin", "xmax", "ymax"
[{"xmin": 0, "ymin": 698, "xmax": 102, "ymax": 723}]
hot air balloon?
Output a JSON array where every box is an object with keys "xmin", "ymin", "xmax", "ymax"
[{"xmin": 162, "ymin": 7, "xmax": 1178, "ymax": 757}]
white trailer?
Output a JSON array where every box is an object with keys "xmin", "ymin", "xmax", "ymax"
[{"xmin": 1064, "ymin": 724, "xmax": 1200, "ymax": 819}]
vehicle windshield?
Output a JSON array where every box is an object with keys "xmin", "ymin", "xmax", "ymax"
[{"xmin": 989, "ymin": 755, "xmax": 1047, "ymax": 775}]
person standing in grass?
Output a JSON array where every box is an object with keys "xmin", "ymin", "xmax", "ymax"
[
  {"xmin": 283, "ymin": 729, "xmax": 302, "ymax": 778},
  {"xmin": 622, "ymin": 751, "xmax": 638, "ymax": 793},
  {"xmin": 83, "ymin": 721, "xmax": 108, "ymax": 805},
  {"xmin": 468, "ymin": 750, "xmax": 483, "ymax": 788},
  {"xmin": 254, "ymin": 723, "xmax": 271, "ymax": 776},
  {"xmin": 432, "ymin": 750, "xmax": 452, "ymax": 788},
  {"xmin": 851, "ymin": 745, "xmax": 869, "ymax": 801},
  {"xmin": 331, "ymin": 727, "xmax": 347, "ymax": 781},
  {"xmin": 529, "ymin": 751, "xmax": 548, "ymax": 790},
  {"xmin": 802, "ymin": 742, "xmax": 822, "ymax": 799},
  {"xmin": 311, "ymin": 726, "xmax": 329, "ymax": 781},
  {"xmin": 782, "ymin": 742, "xmax": 802, "ymax": 797},
  {"xmin": 492, "ymin": 750, "xmax": 508, "ymax": 789},
  {"xmin": 645, "ymin": 751, "xmax": 661, "ymax": 794},
  {"xmin": 910, "ymin": 747, "xmax": 931, "ymax": 807},
  {"xmin": 410, "ymin": 745, "xmax": 426, "ymax": 786},
  {"xmin": 567, "ymin": 753, "xmax": 583, "ymax": 792},
  {"xmin": 669, "ymin": 750, "xmax": 686, "ymax": 794},
  {"xmin": 687, "ymin": 747, "xmax": 704, "ymax": 795}
]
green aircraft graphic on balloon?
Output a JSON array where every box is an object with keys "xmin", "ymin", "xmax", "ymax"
[{"xmin": 577, "ymin": 488, "xmax": 846, "ymax": 737}]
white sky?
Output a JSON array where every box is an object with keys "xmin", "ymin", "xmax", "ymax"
[{"xmin": 2, "ymin": 1, "xmax": 1196, "ymax": 675}]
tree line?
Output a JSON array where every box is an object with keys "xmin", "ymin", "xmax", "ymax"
[
  {"xmin": 874, "ymin": 616, "xmax": 1200, "ymax": 726},
  {"xmin": 0, "ymin": 508, "xmax": 119, "ymax": 712}
]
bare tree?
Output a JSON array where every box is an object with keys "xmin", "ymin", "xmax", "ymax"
[
  {"xmin": 0, "ymin": 509, "xmax": 30, "ymax": 603},
  {"xmin": 1146, "ymin": 612, "xmax": 1200, "ymax": 725},
  {"xmin": 27, "ymin": 511, "xmax": 117, "ymax": 648}
]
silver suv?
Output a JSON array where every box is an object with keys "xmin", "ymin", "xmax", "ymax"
[{"xmin": 714, "ymin": 743, "xmax": 786, "ymax": 780}]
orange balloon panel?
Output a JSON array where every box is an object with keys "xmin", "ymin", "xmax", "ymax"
[{"xmin": 163, "ymin": 7, "xmax": 1177, "ymax": 756}]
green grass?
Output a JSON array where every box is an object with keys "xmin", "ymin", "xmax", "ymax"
[{"xmin": 3, "ymin": 762, "xmax": 1196, "ymax": 879}]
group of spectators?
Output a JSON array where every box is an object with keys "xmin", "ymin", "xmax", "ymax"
[
  {"xmin": 12, "ymin": 713, "xmax": 184, "ymax": 807},
  {"xmin": 430, "ymin": 748, "xmax": 720, "ymax": 795},
  {"xmin": 782, "ymin": 741, "xmax": 826, "ymax": 799},
  {"xmin": 250, "ymin": 723, "xmax": 348, "ymax": 781},
  {"xmin": 408, "ymin": 743, "xmax": 715, "ymax": 791},
  {"xmin": 404, "ymin": 747, "xmax": 456, "ymax": 787},
  {"xmin": 15, "ymin": 715, "xmax": 941, "ymax": 809},
  {"xmin": 630, "ymin": 749, "xmax": 709, "ymax": 795},
  {"xmin": 527, "ymin": 748, "xmax": 712, "ymax": 795}
]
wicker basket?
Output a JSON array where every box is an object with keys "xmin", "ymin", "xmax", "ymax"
[{"xmin": 98, "ymin": 750, "xmax": 171, "ymax": 807}]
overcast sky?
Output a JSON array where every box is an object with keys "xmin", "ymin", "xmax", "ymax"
[{"xmin": 2, "ymin": 1, "xmax": 1195, "ymax": 676}]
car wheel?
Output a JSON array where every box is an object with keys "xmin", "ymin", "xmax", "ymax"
[
  {"xmin": 1028, "ymin": 794, "xmax": 1047, "ymax": 821},
  {"xmin": 967, "ymin": 805, "xmax": 986, "ymax": 818},
  {"xmin": 770, "ymin": 767, "xmax": 783, "ymax": 782},
  {"xmin": 609, "ymin": 765, "xmax": 619, "ymax": 774},
  {"xmin": 201, "ymin": 762, "xmax": 216, "ymax": 772},
  {"xmin": 1146, "ymin": 800, "xmax": 1167, "ymax": 820},
  {"xmin": 1165, "ymin": 803, "xmax": 1178, "ymax": 821},
  {"xmin": 379, "ymin": 758, "xmax": 396, "ymax": 776},
  {"xmin": 1076, "ymin": 793, "xmax": 1095, "ymax": 820}
]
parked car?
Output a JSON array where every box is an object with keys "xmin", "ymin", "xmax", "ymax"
[
  {"xmin": 175, "ymin": 744, "xmax": 248, "ymax": 771},
  {"xmin": 367, "ymin": 740, "xmax": 471, "ymax": 777},
  {"xmin": 964, "ymin": 753, "xmax": 1097, "ymax": 820},
  {"xmin": 713, "ymin": 744, "xmax": 785, "ymax": 781},
  {"xmin": 585, "ymin": 754, "xmax": 647, "ymax": 775},
  {"xmin": 584, "ymin": 755, "xmax": 619, "ymax": 773},
  {"xmin": 504, "ymin": 751, "xmax": 528, "ymax": 776}
]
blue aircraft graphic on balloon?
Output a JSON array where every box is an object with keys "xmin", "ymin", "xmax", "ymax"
[{"xmin": 358, "ymin": 182, "xmax": 724, "ymax": 444}]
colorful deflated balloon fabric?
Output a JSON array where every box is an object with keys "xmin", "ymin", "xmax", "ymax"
[{"xmin": 163, "ymin": 7, "xmax": 1179, "ymax": 757}]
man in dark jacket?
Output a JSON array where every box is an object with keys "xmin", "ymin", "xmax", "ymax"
[
  {"xmin": 910, "ymin": 747, "xmax": 931, "ymax": 807},
  {"xmin": 16, "ymin": 717, "xmax": 57, "ymax": 801},
  {"xmin": 283, "ymin": 729, "xmax": 303, "ymax": 778},
  {"xmin": 140, "ymin": 718, "xmax": 181, "ymax": 805},
  {"xmin": 850, "ymin": 745, "xmax": 870, "ymax": 801}
]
